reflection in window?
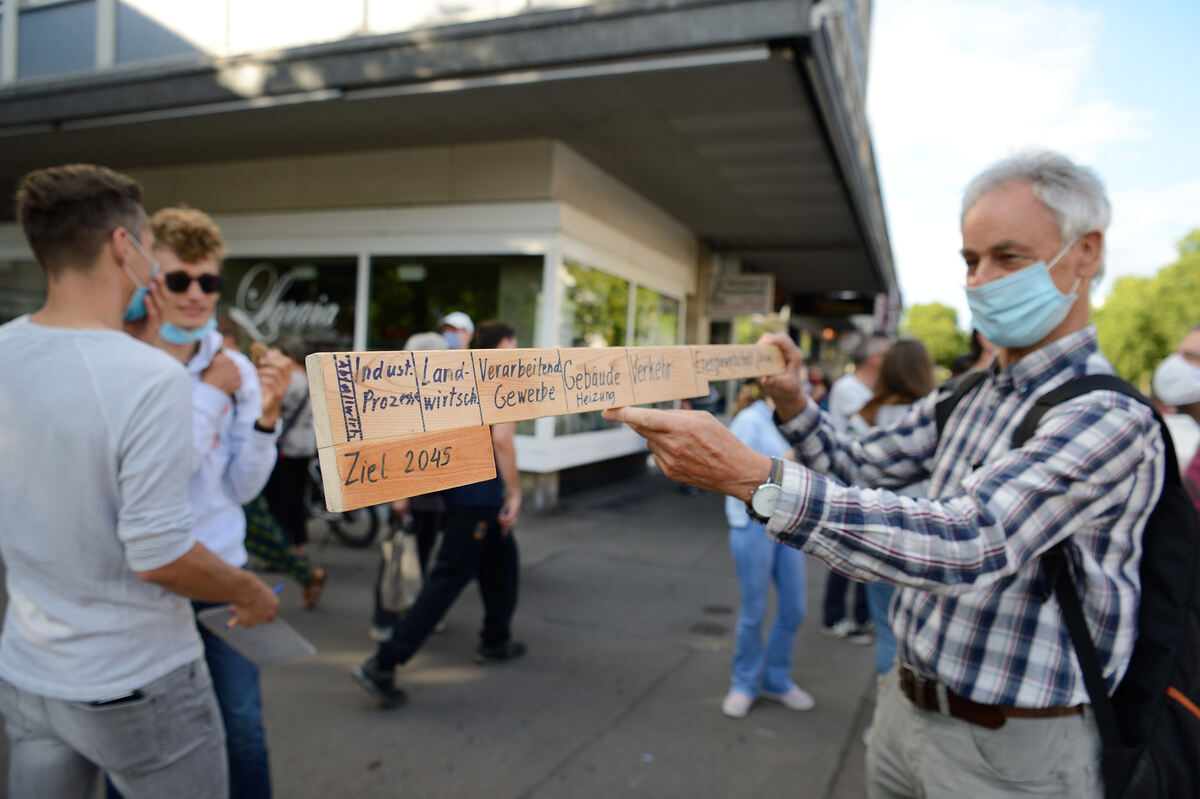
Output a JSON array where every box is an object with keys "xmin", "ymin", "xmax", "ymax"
[
  {"xmin": 634, "ymin": 286, "xmax": 679, "ymax": 346},
  {"xmin": 556, "ymin": 260, "xmax": 629, "ymax": 435},
  {"xmin": 369, "ymin": 254, "xmax": 543, "ymax": 435},
  {"xmin": 558, "ymin": 260, "xmax": 627, "ymax": 348},
  {"xmin": 116, "ymin": 0, "xmax": 207, "ymax": 65},
  {"xmin": 220, "ymin": 257, "xmax": 356, "ymax": 352},
  {"xmin": 18, "ymin": 0, "xmax": 96, "ymax": 79}
]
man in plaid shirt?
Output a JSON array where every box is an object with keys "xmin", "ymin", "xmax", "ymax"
[{"xmin": 606, "ymin": 150, "xmax": 1165, "ymax": 797}]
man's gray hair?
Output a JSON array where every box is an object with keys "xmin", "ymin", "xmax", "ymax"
[
  {"xmin": 962, "ymin": 149, "xmax": 1111, "ymax": 279},
  {"xmin": 404, "ymin": 331, "xmax": 449, "ymax": 351},
  {"xmin": 854, "ymin": 335, "xmax": 890, "ymax": 366}
]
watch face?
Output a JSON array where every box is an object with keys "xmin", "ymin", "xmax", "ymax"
[{"xmin": 751, "ymin": 483, "xmax": 782, "ymax": 517}]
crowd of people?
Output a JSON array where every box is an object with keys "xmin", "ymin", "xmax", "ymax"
[
  {"xmin": 0, "ymin": 163, "xmax": 530, "ymax": 796},
  {"xmin": 1, "ymin": 148, "xmax": 1197, "ymax": 799}
]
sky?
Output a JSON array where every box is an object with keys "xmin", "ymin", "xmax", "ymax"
[{"xmin": 865, "ymin": 0, "xmax": 1200, "ymax": 328}]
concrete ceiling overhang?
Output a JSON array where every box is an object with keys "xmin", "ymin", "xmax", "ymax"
[{"xmin": 0, "ymin": 0, "xmax": 894, "ymax": 300}]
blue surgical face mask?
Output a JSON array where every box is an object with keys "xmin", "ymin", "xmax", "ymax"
[
  {"xmin": 443, "ymin": 330, "xmax": 464, "ymax": 348},
  {"xmin": 159, "ymin": 316, "xmax": 217, "ymax": 345},
  {"xmin": 121, "ymin": 235, "xmax": 160, "ymax": 322},
  {"xmin": 965, "ymin": 238, "xmax": 1080, "ymax": 349}
]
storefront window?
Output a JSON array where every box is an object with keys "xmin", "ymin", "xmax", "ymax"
[
  {"xmin": 555, "ymin": 260, "xmax": 629, "ymax": 435},
  {"xmin": 0, "ymin": 260, "xmax": 46, "ymax": 324},
  {"xmin": 367, "ymin": 255, "xmax": 541, "ymax": 351},
  {"xmin": 220, "ymin": 257, "xmax": 356, "ymax": 351},
  {"xmin": 633, "ymin": 286, "xmax": 679, "ymax": 346},
  {"xmin": 369, "ymin": 254, "xmax": 544, "ymax": 435},
  {"xmin": 557, "ymin": 259, "xmax": 628, "ymax": 348}
]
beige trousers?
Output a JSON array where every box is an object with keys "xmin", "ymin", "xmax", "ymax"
[{"xmin": 867, "ymin": 671, "xmax": 1103, "ymax": 798}]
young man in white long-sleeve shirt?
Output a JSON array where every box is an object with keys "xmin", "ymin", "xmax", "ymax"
[
  {"xmin": 147, "ymin": 206, "xmax": 291, "ymax": 799},
  {"xmin": 0, "ymin": 166, "xmax": 278, "ymax": 798}
]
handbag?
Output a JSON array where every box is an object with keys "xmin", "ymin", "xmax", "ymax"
[{"xmin": 379, "ymin": 518, "xmax": 423, "ymax": 614}]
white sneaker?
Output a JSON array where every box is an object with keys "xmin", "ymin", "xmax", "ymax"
[
  {"xmin": 761, "ymin": 684, "xmax": 816, "ymax": 712},
  {"xmin": 820, "ymin": 618, "xmax": 874, "ymax": 645},
  {"xmin": 721, "ymin": 691, "xmax": 755, "ymax": 719},
  {"xmin": 820, "ymin": 618, "xmax": 858, "ymax": 638}
]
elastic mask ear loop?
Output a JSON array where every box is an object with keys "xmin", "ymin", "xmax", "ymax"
[
  {"xmin": 119, "ymin": 232, "xmax": 152, "ymax": 289},
  {"xmin": 1048, "ymin": 236, "xmax": 1082, "ymax": 296},
  {"xmin": 121, "ymin": 262, "xmax": 144, "ymax": 290}
]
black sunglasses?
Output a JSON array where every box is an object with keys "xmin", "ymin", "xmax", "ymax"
[{"xmin": 164, "ymin": 271, "xmax": 222, "ymax": 294}]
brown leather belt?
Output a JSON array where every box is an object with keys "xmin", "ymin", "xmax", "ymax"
[{"xmin": 897, "ymin": 662, "xmax": 1085, "ymax": 730}]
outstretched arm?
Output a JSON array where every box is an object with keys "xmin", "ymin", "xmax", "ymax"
[{"xmin": 601, "ymin": 406, "xmax": 772, "ymax": 502}]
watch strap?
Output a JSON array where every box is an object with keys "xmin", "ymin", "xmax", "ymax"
[{"xmin": 746, "ymin": 457, "xmax": 783, "ymax": 523}]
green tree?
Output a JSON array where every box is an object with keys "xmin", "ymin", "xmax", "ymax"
[
  {"xmin": 900, "ymin": 302, "xmax": 969, "ymax": 369},
  {"xmin": 1095, "ymin": 229, "xmax": 1200, "ymax": 390}
]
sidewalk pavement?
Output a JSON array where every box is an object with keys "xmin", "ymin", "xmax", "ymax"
[
  {"xmin": 260, "ymin": 468, "xmax": 879, "ymax": 798},
  {"xmin": 0, "ymin": 468, "xmax": 880, "ymax": 798}
]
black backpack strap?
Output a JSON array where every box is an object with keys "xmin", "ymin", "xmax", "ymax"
[
  {"xmin": 1042, "ymin": 547, "xmax": 1124, "ymax": 753},
  {"xmin": 1026, "ymin": 374, "xmax": 1179, "ymax": 759},
  {"xmin": 1012, "ymin": 373, "xmax": 1180, "ymax": 477},
  {"xmin": 934, "ymin": 370, "xmax": 988, "ymax": 440}
]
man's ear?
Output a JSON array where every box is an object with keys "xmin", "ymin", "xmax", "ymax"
[
  {"xmin": 1075, "ymin": 230, "xmax": 1103, "ymax": 279},
  {"xmin": 109, "ymin": 226, "xmax": 132, "ymax": 267}
]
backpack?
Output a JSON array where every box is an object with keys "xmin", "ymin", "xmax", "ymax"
[{"xmin": 935, "ymin": 372, "xmax": 1200, "ymax": 799}]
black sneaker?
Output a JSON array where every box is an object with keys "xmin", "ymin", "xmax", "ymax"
[
  {"xmin": 352, "ymin": 657, "xmax": 407, "ymax": 708},
  {"xmin": 474, "ymin": 640, "xmax": 527, "ymax": 664}
]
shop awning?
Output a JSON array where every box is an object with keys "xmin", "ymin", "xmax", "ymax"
[{"xmin": 0, "ymin": 0, "xmax": 895, "ymax": 306}]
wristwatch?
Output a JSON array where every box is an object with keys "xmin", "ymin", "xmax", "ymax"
[{"xmin": 746, "ymin": 456, "xmax": 784, "ymax": 523}]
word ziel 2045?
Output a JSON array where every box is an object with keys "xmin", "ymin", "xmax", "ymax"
[
  {"xmin": 341, "ymin": 444, "xmax": 453, "ymax": 487},
  {"xmin": 323, "ymin": 427, "xmax": 497, "ymax": 511}
]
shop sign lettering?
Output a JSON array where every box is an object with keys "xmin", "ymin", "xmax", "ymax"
[{"xmin": 228, "ymin": 263, "xmax": 340, "ymax": 343}]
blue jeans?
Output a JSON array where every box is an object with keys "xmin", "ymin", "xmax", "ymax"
[
  {"xmin": 728, "ymin": 522, "xmax": 806, "ymax": 696},
  {"xmin": 865, "ymin": 581, "xmax": 898, "ymax": 675},
  {"xmin": 194, "ymin": 603, "xmax": 271, "ymax": 799}
]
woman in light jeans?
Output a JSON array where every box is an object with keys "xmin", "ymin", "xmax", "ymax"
[{"xmin": 721, "ymin": 382, "xmax": 815, "ymax": 719}]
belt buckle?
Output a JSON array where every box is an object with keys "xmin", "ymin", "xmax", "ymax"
[
  {"xmin": 898, "ymin": 661, "xmax": 922, "ymax": 686},
  {"xmin": 899, "ymin": 662, "xmax": 949, "ymax": 716}
]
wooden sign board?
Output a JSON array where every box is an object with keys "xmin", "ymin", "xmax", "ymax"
[
  {"xmin": 318, "ymin": 426, "xmax": 495, "ymax": 512},
  {"xmin": 307, "ymin": 344, "xmax": 785, "ymax": 511}
]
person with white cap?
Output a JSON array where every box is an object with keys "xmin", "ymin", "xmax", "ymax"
[
  {"xmin": 1152, "ymin": 324, "xmax": 1200, "ymax": 509},
  {"xmin": 440, "ymin": 311, "xmax": 474, "ymax": 349}
]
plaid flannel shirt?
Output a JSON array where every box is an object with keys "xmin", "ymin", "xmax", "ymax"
[{"xmin": 769, "ymin": 326, "xmax": 1164, "ymax": 707}]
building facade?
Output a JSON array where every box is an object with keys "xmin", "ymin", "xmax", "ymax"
[{"xmin": 0, "ymin": 0, "xmax": 895, "ymax": 504}]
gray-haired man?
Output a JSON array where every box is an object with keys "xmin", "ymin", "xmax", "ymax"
[{"xmin": 605, "ymin": 150, "xmax": 1163, "ymax": 797}]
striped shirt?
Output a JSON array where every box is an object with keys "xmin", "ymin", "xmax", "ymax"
[{"xmin": 768, "ymin": 326, "xmax": 1164, "ymax": 707}]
